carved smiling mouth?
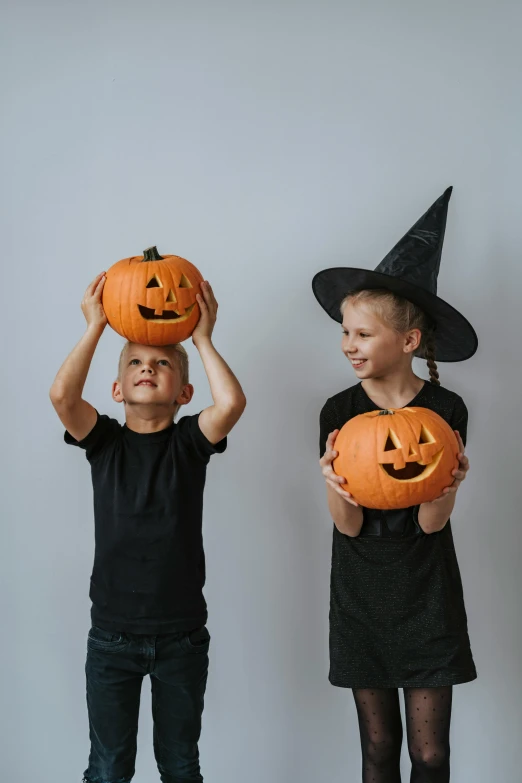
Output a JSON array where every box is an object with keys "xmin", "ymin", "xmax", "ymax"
[
  {"xmin": 137, "ymin": 303, "xmax": 196, "ymax": 322},
  {"xmin": 380, "ymin": 448, "xmax": 444, "ymax": 482}
]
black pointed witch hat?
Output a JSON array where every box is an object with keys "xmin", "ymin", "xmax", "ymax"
[{"xmin": 312, "ymin": 187, "xmax": 477, "ymax": 362}]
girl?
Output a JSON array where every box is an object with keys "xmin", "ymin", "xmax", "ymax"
[{"xmin": 312, "ymin": 188, "xmax": 477, "ymax": 783}]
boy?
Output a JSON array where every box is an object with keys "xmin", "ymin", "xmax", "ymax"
[{"xmin": 50, "ymin": 271, "xmax": 246, "ymax": 783}]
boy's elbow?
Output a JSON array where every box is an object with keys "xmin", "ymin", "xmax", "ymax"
[
  {"xmin": 49, "ymin": 383, "xmax": 66, "ymax": 407},
  {"xmin": 49, "ymin": 383, "xmax": 77, "ymax": 410},
  {"xmin": 223, "ymin": 393, "xmax": 247, "ymax": 417},
  {"xmin": 229, "ymin": 395, "xmax": 247, "ymax": 426}
]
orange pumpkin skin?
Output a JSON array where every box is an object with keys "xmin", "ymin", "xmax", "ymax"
[
  {"xmin": 332, "ymin": 407, "xmax": 459, "ymax": 510},
  {"xmin": 102, "ymin": 247, "xmax": 204, "ymax": 345}
]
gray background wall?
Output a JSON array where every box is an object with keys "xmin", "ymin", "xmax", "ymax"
[{"xmin": 2, "ymin": 1, "xmax": 521, "ymax": 781}]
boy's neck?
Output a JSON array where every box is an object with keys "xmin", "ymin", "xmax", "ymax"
[{"xmin": 124, "ymin": 406, "xmax": 176, "ymax": 434}]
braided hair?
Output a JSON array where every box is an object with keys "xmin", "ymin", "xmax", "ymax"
[
  {"xmin": 424, "ymin": 330, "xmax": 440, "ymax": 386},
  {"xmin": 340, "ymin": 289, "xmax": 440, "ymax": 386}
]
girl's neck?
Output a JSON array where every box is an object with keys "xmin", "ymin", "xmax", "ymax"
[{"xmin": 361, "ymin": 370, "xmax": 426, "ymax": 410}]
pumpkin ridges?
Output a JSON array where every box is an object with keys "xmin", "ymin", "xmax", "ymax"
[
  {"xmin": 115, "ymin": 265, "xmax": 125, "ymax": 342},
  {"xmin": 124, "ymin": 261, "xmax": 140, "ymax": 343}
]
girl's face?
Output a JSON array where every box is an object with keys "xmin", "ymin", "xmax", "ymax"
[{"xmin": 341, "ymin": 300, "xmax": 420, "ymax": 379}]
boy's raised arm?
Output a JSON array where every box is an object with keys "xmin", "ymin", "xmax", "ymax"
[
  {"xmin": 193, "ymin": 282, "xmax": 246, "ymax": 444},
  {"xmin": 49, "ymin": 273, "xmax": 107, "ymax": 442}
]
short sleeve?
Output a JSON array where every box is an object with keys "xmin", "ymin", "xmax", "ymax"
[
  {"xmin": 450, "ymin": 395, "xmax": 468, "ymax": 448},
  {"xmin": 64, "ymin": 412, "xmax": 122, "ymax": 462},
  {"xmin": 319, "ymin": 397, "xmax": 338, "ymax": 457},
  {"xmin": 174, "ymin": 413, "xmax": 227, "ymax": 463}
]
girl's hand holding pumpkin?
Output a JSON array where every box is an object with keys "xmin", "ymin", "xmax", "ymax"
[
  {"xmin": 82, "ymin": 273, "xmax": 108, "ymax": 330},
  {"xmin": 320, "ymin": 430, "xmax": 359, "ymax": 507},
  {"xmin": 192, "ymin": 281, "xmax": 218, "ymax": 346},
  {"xmin": 425, "ymin": 431, "xmax": 469, "ymax": 504}
]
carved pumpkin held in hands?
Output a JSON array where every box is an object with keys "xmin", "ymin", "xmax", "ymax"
[
  {"xmin": 103, "ymin": 247, "xmax": 204, "ymax": 345},
  {"xmin": 333, "ymin": 407, "xmax": 459, "ymax": 510}
]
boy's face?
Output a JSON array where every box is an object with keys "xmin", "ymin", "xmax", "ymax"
[{"xmin": 112, "ymin": 343, "xmax": 193, "ymax": 410}]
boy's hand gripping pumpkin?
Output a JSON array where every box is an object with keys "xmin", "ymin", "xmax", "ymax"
[
  {"xmin": 192, "ymin": 281, "xmax": 218, "ymax": 346},
  {"xmin": 81, "ymin": 272, "xmax": 108, "ymax": 330}
]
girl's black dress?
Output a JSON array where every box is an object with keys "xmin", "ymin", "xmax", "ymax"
[{"xmin": 320, "ymin": 381, "xmax": 477, "ymax": 689}]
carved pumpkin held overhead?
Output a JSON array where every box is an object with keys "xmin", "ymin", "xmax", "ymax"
[
  {"xmin": 333, "ymin": 407, "xmax": 459, "ymax": 510},
  {"xmin": 103, "ymin": 247, "xmax": 204, "ymax": 345}
]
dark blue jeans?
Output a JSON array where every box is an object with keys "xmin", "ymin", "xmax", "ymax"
[{"xmin": 83, "ymin": 624, "xmax": 210, "ymax": 783}]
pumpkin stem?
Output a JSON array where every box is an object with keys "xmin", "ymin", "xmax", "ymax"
[
  {"xmin": 142, "ymin": 246, "xmax": 163, "ymax": 261},
  {"xmin": 378, "ymin": 409, "xmax": 395, "ymax": 416}
]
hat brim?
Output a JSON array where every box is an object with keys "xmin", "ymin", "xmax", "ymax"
[{"xmin": 312, "ymin": 268, "xmax": 478, "ymax": 363}]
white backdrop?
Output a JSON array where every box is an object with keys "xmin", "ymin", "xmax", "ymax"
[{"xmin": 2, "ymin": 1, "xmax": 521, "ymax": 781}]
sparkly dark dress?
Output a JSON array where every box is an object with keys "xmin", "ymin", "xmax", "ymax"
[{"xmin": 320, "ymin": 381, "xmax": 477, "ymax": 689}]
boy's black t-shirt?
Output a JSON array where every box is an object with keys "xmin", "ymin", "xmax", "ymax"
[{"xmin": 65, "ymin": 412, "xmax": 226, "ymax": 634}]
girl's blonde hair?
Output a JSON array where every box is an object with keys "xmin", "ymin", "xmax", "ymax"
[
  {"xmin": 117, "ymin": 342, "xmax": 190, "ymax": 416},
  {"xmin": 340, "ymin": 289, "xmax": 440, "ymax": 385}
]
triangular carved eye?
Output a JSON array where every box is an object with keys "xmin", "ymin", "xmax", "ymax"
[
  {"xmin": 179, "ymin": 274, "xmax": 193, "ymax": 289},
  {"xmin": 146, "ymin": 274, "xmax": 162, "ymax": 288},
  {"xmin": 384, "ymin": 430, "xmax": 401, "ymax": 451},
  {"xmin": 419, "ymin": 426, "xmax": 434, "ymax": 444},
  {"xmin": 166, "ymin": 289, "xmax": 177, "ymax": 303}
]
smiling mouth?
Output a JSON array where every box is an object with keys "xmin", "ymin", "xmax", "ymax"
[
  {"xmin": 380, "ymin": 448, "xmax": 444, "ymax": 481},
  {"xmin": 137, "ymin": 303, "xmax": 196, "ymax": 322}
]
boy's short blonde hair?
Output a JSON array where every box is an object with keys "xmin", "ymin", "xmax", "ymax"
[{"xmin": 117, "ymin": 342, "xmax": 190, "ymax": 416}]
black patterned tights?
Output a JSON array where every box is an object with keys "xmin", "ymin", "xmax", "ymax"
[{"xmin": 352, "ymin": 686, "xmax": 453, "ymax": 783}]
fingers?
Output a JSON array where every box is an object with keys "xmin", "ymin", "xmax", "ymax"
[
  {"xmin": 320, "ymin": 432, "xmax": 341, "ymax": 466},
  {"xmin": 319, "ymin": 451, "xmax": 341, "ymax": 474},
  {"xmin": 88, "ymin": 271, "xmax": 105, "ymax": 292},
  {"xmin": 325, "ymin": 476, "xmax": 348, "ymax": 494},
  {"xmin": 321, "ymin": 432, "xmax": 339, "ymax": 463},
  {"xmin": 430, "ymin": 487, "xmax": 456, "ymax": 502},
  {"xmin": 320, "ymin": 430, "xmax": 344, "ymax": 478},
  {"xmin": 451, "ymin": 454, "xmax": 469, "ymax": 484},
  {"xmin": 320, "ymin": 449, "xmax": 345, "ymax": 482},
  {"xmin": 454, "ymin": 430, "xmax": 465, "ymax": 456},
  {"xmin": 320, "ymin": 447, "xmax": 337, "ymax": 464},
  {"xmin": 326, "ymin": 480, "xmax": 359, "ymax": 505},
  {"xmin": 325, "ymin": 471, "xmax": 345, "ymax": 485},
  {"xmin": 85, "ymin": 273, "xmax": 106, "ymax": 301},
  {"xmin": 198, "ymin": 281, "xmax": 218, "ymax": 312},
  {"xmin": 94, "ymin": 274, "xmax": 106, "ymax": 297},
  {"xmin": 441, "ymin": 485, "xmax": 458, "ymax": 496},
  {"xmin": 321, "ymin": 459, "xmax": 347, "ymax": 486},
  {"xmin": 196, "ymin": 292, "xmax": 207, "ymax": 311},
  {"xmin": 451, "ymin": 469, "xmax": 466, "ymax": 482},
  {"xmin": 320, "ymin": 429, "xmax": 353, "ymax": 500},
  {"xmin": 202, "ymin": 280, "xmax": 217, "ymax": 303},
  {"xmin": 326, "ymin": 430, "xmax": 339, "ymax": 450}
]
